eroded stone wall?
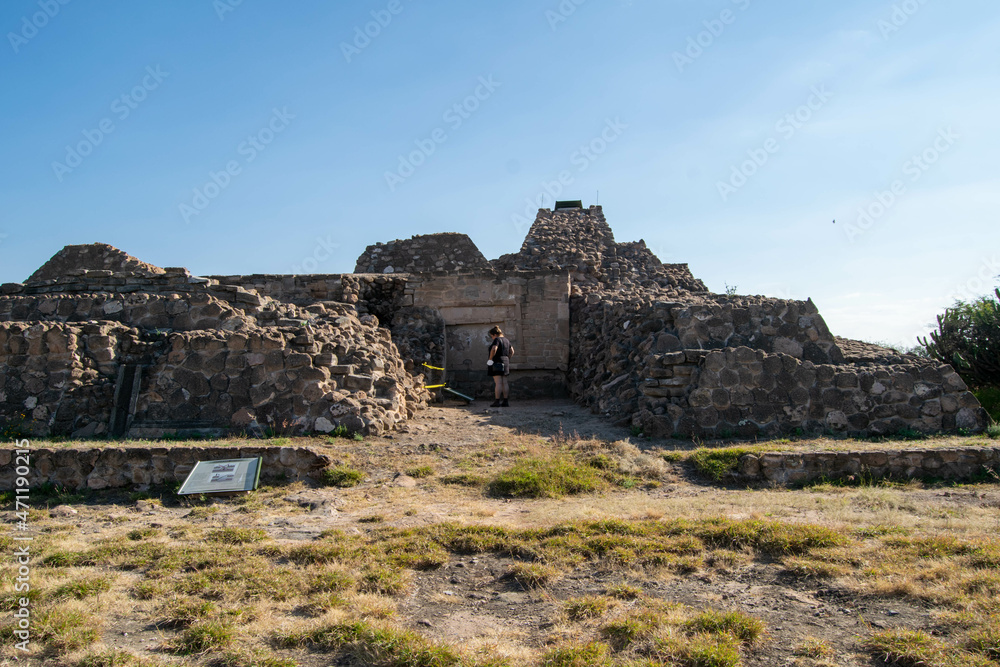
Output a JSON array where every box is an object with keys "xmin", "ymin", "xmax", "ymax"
[
  {"xmin": 0, "ymin": 446, "xmax": 331, "ymax": 491},
  {"xmin": 735, "ymin": 446, "xmax": 1000, "ymax": 486},
  {"xmin": 633, "ymin": 347, "xmax": 986, "ymax": 438},
  {"xmin": 1, "ymin": 253, "xmax": 431, "ymax": 438},
  {"xmin": 355, "ymin": 233, "xmax": 493, "ymax": 274},
  {"xmin": 0, "ymin": 322, "xmax": 161, "ymax": 437}
]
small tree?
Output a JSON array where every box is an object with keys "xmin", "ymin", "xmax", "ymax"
[{"xmin": 918, "ymin": 287, "xmax": 1000, "ymax": 388}]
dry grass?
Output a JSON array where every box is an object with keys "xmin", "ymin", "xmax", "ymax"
[{"xmin": 3, "ymin": 424, "xmax": 1000, "ymax": 666}]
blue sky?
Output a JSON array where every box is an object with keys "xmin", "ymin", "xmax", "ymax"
[{"xmin": 1, "ymin": 0, "xmax": 998, "ymax": 349}]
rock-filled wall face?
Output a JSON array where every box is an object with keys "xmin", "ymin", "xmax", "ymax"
[
  {"xmin": 0, "ymin": 292, "xmax": 255, "ymax": 332},
  {"xmin": 570, "ymin": 291, "xmax": 988, "ymax": 436},
  {"xmin": 207, "ymin": 273, "xmax": 408, "ymax": 315},
  {"xmin": 134, "ymin": 315, "xmax": 422, "ymax": 438},
  {"xmin": 493, "ymin": 206, "xmax": 708, "ymax": 292},
  {"xmin": 1, "ymin": 249, "xmax": 431, "ymax": 438},
  {"xmin": 0, "ymin": 322, "xmax": 159, "ymax": 437},
  {"xmin": 0, "ymin": 446, "xmax": 331, "ymax": 491},
  {"xmin": 634, "ymin": 347, "xmax": 986, "ymax": 439},
  {"xmin": 354, "ymin": 233, "xmax": 494, "ymax": 275},
  {"xmin": 569, "ymin": 293, "xmax": 843, "ymax": 420},
  {"xmin": 4, "ymin": 201, "xmax": 990, "ymax": 440},
  {"xmin": 26, "ymin": 242, "xmax": 166, "ymax": 283}
]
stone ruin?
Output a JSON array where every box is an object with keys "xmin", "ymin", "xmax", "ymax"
[{"xmin": 0, "ymin": 204, "xmax": 989, "ymax": 439}]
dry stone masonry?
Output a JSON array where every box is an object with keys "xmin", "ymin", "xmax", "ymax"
[
  {"xmin": 0, "ymin": 446, "xmax": 331, "ymax": 490},
  {"xmin": 0, "ymin": 203, "xmax": 989, "ymax": 440}
]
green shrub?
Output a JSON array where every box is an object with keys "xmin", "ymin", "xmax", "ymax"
[
  {"xmin": 488, "ymin": 457, "xmax": 602, "ymax": 498},
  {"xmin": 975, "ymin": 386, "xmax": 1000, "ymax": 424},
  {"xmin": 322, "ymin": 465, "xmax": 365, "ymax": 488},
  {"xmin": 919, "ymin": 289, "xmax": 1000, "ymax": 388}
]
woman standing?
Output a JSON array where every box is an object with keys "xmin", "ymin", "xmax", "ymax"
[{"xmin": 487, "ymin": 326, "xmax": 514, "ymax": 407}]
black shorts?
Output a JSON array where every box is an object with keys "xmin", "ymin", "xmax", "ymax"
[{"xmin": 488, "ymin": 356, "xmax": 510, "ymax": 377}]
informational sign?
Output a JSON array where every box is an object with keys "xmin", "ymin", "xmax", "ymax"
[{"xmin": 177, "ymin": 457, "xmax": 262, "ymax": 495}]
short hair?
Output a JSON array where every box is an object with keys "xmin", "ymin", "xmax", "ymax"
[{"xmin": 488, "ymin": 326, "xmax": 503, "ymax": 337}]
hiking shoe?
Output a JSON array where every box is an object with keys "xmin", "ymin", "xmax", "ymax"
[
  {"xmin": 490, "ymin": 400, "xmax": 502, "ymax": 407},
  {"xmin": 501, "ymin": 399, "xmax": 509, "ymax": 407}
]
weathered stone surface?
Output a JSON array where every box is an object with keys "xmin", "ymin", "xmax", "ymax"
[{"xmin": 2, "ymin": 209, "xmax": 988, "ymax": 440}]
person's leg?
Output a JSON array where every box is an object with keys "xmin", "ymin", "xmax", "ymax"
[
  {"xmin": 501, "ymin": 377, "xmax": 510, "ymax": 406},
  {"xmin": 491, "ymin": 376, "xmax": 502, "ymax": 406}
]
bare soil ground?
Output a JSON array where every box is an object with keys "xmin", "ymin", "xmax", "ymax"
[{"xmin": 2, "ymin": 399, "xmax": 999, "ymax": 667}]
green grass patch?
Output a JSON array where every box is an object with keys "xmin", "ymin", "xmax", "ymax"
[
  {"xmin": 652, "ymin": 632, "xmax": 743, "ymax": 667},
  {"xmin": 205, "ymin": 527, "xmax": 268, "ymax": 544},
  {"xmin": 541, "ymin": 642, "xmax": 614, "ymax": 667},
  {"xmin": 51, "ymin": 576, "xmax": 113, "ymax": 600},
  {"xmin": 405, "ymin": 465, "xmax": 435, "ymax": 478},
  {"xmin": 76, "ymin": 650, "xmax": 172, "ymax": 667},
  {"xmin": 36, "ymin": 607, "xmax": 102, "ymax": 652},
  {"xmin": 564, "ymin": 596, "xmax": 613, "ymax": 621},
  {"xmin": 322, "ymin": 465, "xmax": 365, "ymax": 488},
  {"xmin": 508, "ymin": 562, "xmax": 560, "ymax": 589},
  {"xmin": 605, "ymin": 583, "xmax": 642, "ymax": 600},
  {"xmin": 684, "ymin": 609, "xmax": 765, "ymax": 644},
  {"xmin": 689, "ymin": 447, "xmax": 761, "ymax": 481},
  {"xmin": 169, "ymin": 621, "xmax": 235, "ymax": 655},
  {"xmin": 211, "ymin": 648, "xmax": 299, "ymax": 667},
  {"xmin": 275, "ymin": 619, "xmax": 463, "ymax": 666},
  {"xmin": 439, "ymin": 473, "xmax": 486, "ymax": 487},
  {"xmin": 864, "ymin": 628, "xmax": 940, "ymax": 667},
  {"xmin": 153, "ymin": 596, "xmax": 218, "ymax": 629},
  {"xmin": 488, "ymin": 456, "xmax": 603, "ymax": 498},
  {"xmin": 127, "ymin": 527, "xmax": 161, "ymax": 541}
]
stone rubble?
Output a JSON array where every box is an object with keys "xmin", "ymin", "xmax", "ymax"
[{"xmin": 0, "ymin": 203, "xmax": 989, "ymax": 444}]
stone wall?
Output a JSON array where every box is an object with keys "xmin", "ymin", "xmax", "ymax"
[
  {"xmin": 633, "ymin": 347, "xmax": 986, "ymax": 439},
  {"xmin": 569, "ymin": 292, "xmax": 846, "ymax": 424},
  {"xmin": 493, "ymin": 206, "xmax": 708, "ymax": 292},
  {"xmin": 0, "ymin": 314, "xmax": 428, "ymax": 438},
  {"xmin": 410, "ymin": 271, "xmax": 571, "ymax": 398},
  {"xmin": 208, "ymin": 273, "xmax": 408, "ymax": 316},
  {"xmin": 26, "ymin": 243, "xmax": 166, "ymax": 283},
  {"xmin": 734, "ymin": 446, "xmax": 1000, "ymax": 487},
  {"xmin": 4, "ymin": 201, "xmax": 990, "ymax": 440},
  {"xmin": 0, "ymin": 445, "xmax": 331, "ymax": 491},
  {"xmin": 3, "ymin": 443, "xmax": 994, "ymax": 492},
  {"xmin": 355, "ymin": 233, "xmax": 494, "ymax": 274},
  {"xmin": 0, "ymin": 322, "xmax": 165, "ymax": 437},
  {"xmin": 2, "ymin": 248, "xmax": 431, "ymax": 439}
]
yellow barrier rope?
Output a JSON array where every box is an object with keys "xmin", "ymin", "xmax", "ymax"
[{"xmin": 422, "ymin": 363, "xmax": 445, "ymax": 371}]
